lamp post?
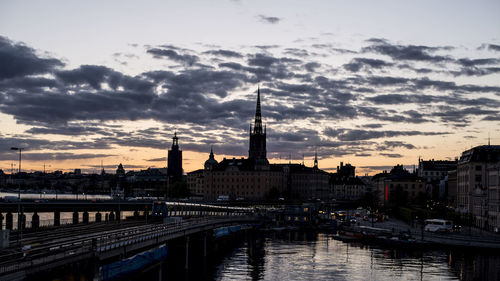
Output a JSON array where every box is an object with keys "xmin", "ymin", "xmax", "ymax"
[
  {"xmin": 10, "ymin": 147, "xmax": 24, "ymax": 199},
  {"xmin": 10, "ymin": 147, "xmax": 24, "ymax": 245}
]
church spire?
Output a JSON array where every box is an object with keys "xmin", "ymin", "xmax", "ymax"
[{"xmin": 253, "ymin": 86, "xmax": 263, "ymax": 134}]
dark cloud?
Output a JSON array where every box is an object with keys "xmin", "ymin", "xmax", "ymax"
[
  {"xmin": 343, "ymin": 58, "xmax": 393, "ymax": 72},
  {"xmin": 379, "ymin": 153, "xmax": 403, "ymax": 158},
  {"xmin": 304, "ymin": 62, "xmax": 321, "ymax": 72},
  {"xmin": 202, "ymin": 49, "xmax": 243, "ymax": 58},
  {"xmin": 377, "ymin": 141, "xmax": 416, "ymax": 150},
  {"xmin": 363, "ymin": 38, "xmax": 452, "ymax": 63},
  {"xmin": 0, "ymin": 151, "xmax": 114, "ymax": 161},
  {"xmin": 324, "ymin": 128, "xmax": 449, "ymax": 141},
  {"xmin": 0, "ymin": 35, "xmax": 63, "ymax": 79},
  {"xmin": 486, "ymin": 44, "xmax": 500, "ymax": 52},
  {"xmin": 257, "ymin": 15, "xmax": 281, "ymax": 24},
  {"xmin": 145, "ymin": 157, "xmax": 166, "ymax": 162},
  {"xmin": 147, "ymin": 48, "xmax": 199, "ymax": 66}
]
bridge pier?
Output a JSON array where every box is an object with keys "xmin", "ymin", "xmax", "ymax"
[
  {"xmin": 32, "ymin": 212, "xmax": 40, "ymax": 229},
  {"xmin": 105, "ymin": 213, "xmax": 109, "ymax": 222},
  {"xmin": 158, "ymin": 261, "xmax": 163, "ymax": 281},
  {"xmin": 73, "ymin": 211, "xmax": 79, "ymax": 224},
  {"xmin": 203, "ymin": 232, "xmax": 207, "ymax": 257},
  {"xmin": 95, "ymin": 212, "xmax": 102, "ymax": 223},
  {"xmin": 0, "ymin": 213, "xmax": 3, "ymax": 230},
  {"xmin": 83, "ymin": 211, "xmax": 89, "ymax": 224},
  {"xmin": 185, "ymin": 236, "xmax": 189, "ymax": 270},
  {"xmin": 6, "ymin": 212, "xmax": 12, "ymax": 230},
  {"xmin": 54, "ymin": 211, "xmax": 60, "ymax": 226},
  {"xmin": 109, "ymin": 211, "xmax": 115, "ymax": 221},
  {"xmin": 116, "ymin": 210, "xmax": 121, "ymax": 221}
]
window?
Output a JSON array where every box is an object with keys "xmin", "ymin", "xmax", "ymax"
[
  {"xmin": 476, "ymin": 165, "xmax": 482, "ymax": 171},
  {"xmin": 475, "ymin": 175, "xmax": 482, "ymax": 182}
]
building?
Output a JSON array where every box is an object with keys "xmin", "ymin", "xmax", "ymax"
[
  {"xmin": 116, "ymin": 163, "xmax": 125, "ymax": 176},
  {"xmin": 203, "ymin": 157, "xmax": 283, "ymax": 200},
  {"xmin": 372, "ymin": 165, "xmax": 425, "ymax": 205},
  {"xmin": 457, "ymin": 145, "xmax": 500, "ymax": 228},
  {"xmin": 330, "ymin": 162, "xmax": 367, "ymax": 201},
  {"xmin": 487, "ymin": 164, "xmax": 500, "ymax": 232},
  {"xmin": 186, "ymin": 87, "xmax": 330, "ymax": 201},
  {"xmin": 417, "ymin": 158, "xmax": 457, "ymax": 200},
  {"xmin": 278, "ymin": 159, "xmax": 330, "ymax": 201},
  {"xmin": 167, "ymin": 132, "xmax": 183, "ymax": 184}
]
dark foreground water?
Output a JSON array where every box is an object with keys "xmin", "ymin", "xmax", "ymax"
[{"xmin": 211, "ymin": 232, "xmax": 499, "ymax": 281}]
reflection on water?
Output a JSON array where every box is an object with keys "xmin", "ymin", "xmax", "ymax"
[{"xmin": 213, "ymin": 232, "xmax": 500, "ymax": 281}]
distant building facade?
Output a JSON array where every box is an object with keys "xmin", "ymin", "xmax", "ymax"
[
  {"xmin": 330, "ymin": 162, "xmax": 367, "ymax": 201},
  {"xmin": 417, "ymin": 158, "xmax": 457, "ymax": 200},
  {"xmin": 487, "ymin": 164, "xmax": 500, "ymax": 232},
  {"xmin": 372, "ymin": 165, "xmax": 425, "ymax": 205},
  {"xmin": 457, "ymin": 145, "xmax": 500, "ymax": 229}
]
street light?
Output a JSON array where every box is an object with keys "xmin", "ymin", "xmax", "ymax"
[
  {"xmin": 10, "ymin": 147, "xmax": 24, "ymax": 199},
  {"xmin": 10, "ymin": 147, "xmax": 24, "ymax": 245}
]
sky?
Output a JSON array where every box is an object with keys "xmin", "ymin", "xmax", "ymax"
[{"xmin": 0, "ymin": 0, "xmax": 499, "ymax": 175}]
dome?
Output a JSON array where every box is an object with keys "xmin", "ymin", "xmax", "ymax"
[{"xmin": 204, "ymin": 148, "xmax": 218, "ymax": 170}]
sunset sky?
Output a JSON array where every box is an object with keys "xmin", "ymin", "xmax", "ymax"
[{"xmin": 0, "ymin": 0, "xmax": 499, "ymax": 175}]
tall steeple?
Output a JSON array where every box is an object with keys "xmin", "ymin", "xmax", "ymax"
[
  {"xmin": 249, "ymin": 87, "xmax": 268, "ymax": 165},
  {"xmin": 253, "ymin": 86, "xmax": 263, "ymax": 134}
]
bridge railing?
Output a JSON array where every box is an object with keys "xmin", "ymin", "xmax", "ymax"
[{"xmin": 0, "ymin": 215, "xmax": 258, "ymax": 276}]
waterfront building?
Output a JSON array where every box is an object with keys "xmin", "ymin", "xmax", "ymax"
[
  {"xmin": 372, "ymin": 165, "xmax": 425, "ymax": 205},
  {"xmin": 329, "ymin": 162, "xmax": 367, "ymax": 201},
  {"xmin": 277, "ymin": 161, "xmax": 330, "ymax": 201},
  {"xmin": 417, "ymin": 158, "xmax": 457, "ymax": 200},
  {"xmin": 167, "ymin": 132, "xmax": 183, "ymax": 184},
  {"xmin": 487, "ymin": 163, "xmax": 500, "ymax": 232},
  {"xmin": 456, "ymin": 145, "xmax": 500, "ymax": 228}
]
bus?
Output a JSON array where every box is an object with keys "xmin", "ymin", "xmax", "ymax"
[{"xmin": 424, "ymin": 219, "xmax": 453, "ymax": 233}]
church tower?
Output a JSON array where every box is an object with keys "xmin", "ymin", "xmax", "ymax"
[
  {"xmin": 249, "ymin": 87, "xmax": 269, "ymax": 166},
  {"xmin": 167, "ymin": 132, "xmax": 183, "ymax": 183}
]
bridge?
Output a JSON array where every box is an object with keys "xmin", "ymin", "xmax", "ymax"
[
  {"xmin": 0, "ymin": 214, "xmax": 260, "ymax": 281},
  {"xmin": 0, "ymin": 200, "xmax": 252, "ymax": 229}
]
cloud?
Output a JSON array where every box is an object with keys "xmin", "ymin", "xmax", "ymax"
[
  {"xmin": 486, "ymin": 44, "xmax": 500, "ymax": 52},
  {"xmin": 0, "ymin": 151, "xmax": 115, "ymax": 161},
  {"xmin": 257, "ymin": 15, "xmax": 281, "ymax": 24},
  {"xmin": 379, "ymin": 153, "xmax": 403, "ymax": 158},
  {"xmin": 324, "ymin": 128, "xmax": 449, "ymax": 141},
  {"xmin": 145, "ymin": 157, "xmax": 167, "ymax": 162},
  {"xmin": 147, "ymin": 47, "xmax": 199, "ymax": 66},
  {"xmin": 203, "ymin": 49, "xmax": 243, "ymax": 58},
  {"xmin": 377, "ymin": 141, "xmax": 416, "ymax": 150},
  {"xmin": 0, "ymin": 35, "xmax": 64, "ymax": 79},
  {"xmin": 343, "ymin": 58, "xmax": 393, "ymax": 72},
  {"xmin": 363, "ymin": 38, "xmax": 452, "ymax": 63}
]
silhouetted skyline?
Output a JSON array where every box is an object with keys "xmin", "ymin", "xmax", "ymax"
[{"xmin": 0, "ymin": 0, "xmax": 499, "ymax": 175}]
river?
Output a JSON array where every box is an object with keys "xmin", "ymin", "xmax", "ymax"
[{"xmin": 210, "ymin": 231, "xmax": 499, "ymax": 281}]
